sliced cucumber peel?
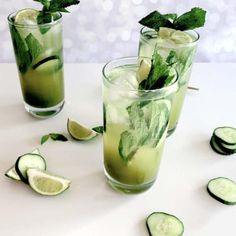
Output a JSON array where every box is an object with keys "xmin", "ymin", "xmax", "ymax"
[
  {"xmin": 5, "ymin": 148, "xmax": 41, "ymax": 181},
  {"xmin": 213, "ymin": 127, "xmax": 236, "ymax": 145},
  {"xmin": 207, "ymin": 177, "xmax": 236, "ymax": 205},
  {"xmin": 146, "ymin": 212, "xmax": 184, "ymax": 236},
  {"xmin": 15, "ymin": 153, "xmax": 46, "ymax": 183},
  {"xmin": 210, "ymin": 126, "xmax": 236, "ymax": 155}
]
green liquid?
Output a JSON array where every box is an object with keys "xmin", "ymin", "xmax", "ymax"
[
  {"xmin": 9, "ymin": 17, "xmax": 64, "ymax": 109},
  {"xmin": 19, "ymin": 59, "xmax": 64, "ymax": 108},
  {"xmin": 104, "ymin": 123, "xmax": 164, "ymax": 185}
]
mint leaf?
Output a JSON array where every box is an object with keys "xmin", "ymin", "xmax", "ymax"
[
  {"xmin": 92, "ymin": 126, "xmax": 103, "ymax": 134},
  {"xmin": 142, "ymin": 101, "xmax": 169, "ymax": 147},
  {"xmin": 118, "ymin": 131, "xmax": 138, "ymax": 162},
  {"xmin": 139, "ymin": 49, "xmax": 173, "ymax": 90},
  {"xmin": 48, "ymin": 0, "xmax": 80, "ymax": 13},
  {"xmin": 166, "ymin": 50, "xmax": 178, "ymax": 66},
  {"xmin": 139, "ymin": 7, "xmax": 206, "ymax": 31},
  {"xmin": 118, "ymin": 101, "xmax": 169, "ymax": 162},
  {"xmin": 139, "ymin": 11, "xmax": 174, "ymax": 31},
  {"xmin": 34, "ymin": 0, "xmax": 80, "ymax": 13},
  {"xmin": 25, "ymin": 33, "xmax": 42, "ymax": 61},
  {"xmin": 37, "ymin": 11, "xmax": 52, "ymax": 34},
  {"xmin": 9, "ymin": 26, "xmax": 31, "ymax": 73},
  {"xmin": 41, "ymin": 133, "xmax": 68, "ymax": 144},
  {"xmin": 174, "ymin": 7, "xmax": 206, "ymax": 31},
  {"xmin": 34, "ymin": 0, "xmax": 80, "ymax": 33},
  {"xmin": 41, "ymin": 134, "xmax": 50, "ymax": 144},
  {"xmin": 49, "ymin": 133, "xmax": 68, "ymax": 141}
]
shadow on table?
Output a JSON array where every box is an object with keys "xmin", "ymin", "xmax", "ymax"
[{"xmin": 0, "ymin": 103, "xmax": 46, "ymax": 128}]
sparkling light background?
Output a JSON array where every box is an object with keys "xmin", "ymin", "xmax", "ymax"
[{"xmin": 1, "ymin": 0, "xmax": 236, "ymax": 62}]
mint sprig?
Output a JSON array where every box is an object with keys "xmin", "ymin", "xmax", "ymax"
[
  {"xmin": 139, "ymin": 49, "xmax": 175, "ymax": 90},
  {"xmin": 10, "ymin": 26, "xmax": 32, "ymax": 74},
  {"xmin": 118, "ymin": 101, "xmax": 169, "ymax": 162},
  {"xmin": 34, "ymin": 0, "xmax": 80, "ymax": 33},
  {"xmin": 92, "ymin": 126, "xmax": 104, "ymax": 134},
  {"xmin": 41, "ymin": 133, "xmax": 68, "ymax": 144},
  {"xmin": 34, "ymin": 0, "xmax": 80, "ymax": 13},
  {"xmin": 25, "ymin": 33, "xmax": 42, "ymax": 61},
  {"xmin": 139, "ymin": 7, "xmax": 206, "ymax": 31}
]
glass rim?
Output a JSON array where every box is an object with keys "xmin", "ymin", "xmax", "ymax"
[
  {"xmin": 7, "ymin": 10, "xmax": 62, "ymax": 28},
  {"xmin": 102, "ymin": 56, "xmax": 179, "ymax": 94},
  {"xmin": 140, "ymin": 26, "xmax": 200, "ymax": 47}
]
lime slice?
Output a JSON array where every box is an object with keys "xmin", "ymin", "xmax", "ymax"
[
  {"xmin": 137, "ymin": 59, "xmax": 151, "ymax": 83},
  {"xmin": 15, "ymin": 8, "xmax": 39, "ymax": 25},
  {"xmin": 27, "ymin": 168, "xmax": 71, "ymax": 196},
  {"xmin": 67, "ymin": 119, "xmax": 98, "ymax": 141},
  {"xmin": 170, "ymin": 30, "xmax": 193, "ymax": 44},
  {"xmin": 159, "ymin": 27, "xmax": 175, "ymax": 39},
  {"xmin": 14, "ymin": 8, "xmax": 42, "ymax": 41}
]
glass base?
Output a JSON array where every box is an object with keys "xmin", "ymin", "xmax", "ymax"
[
  {"xmin": 105, "ymin": 169, "xmax": 155, "ymax": 194},
  {"xmin": 24, "ymin": 100, "xmax": 64, "ymax": 118},
  {"xmin": 167, "ymin": 125, "xmax": 177, "ymax": 137}
]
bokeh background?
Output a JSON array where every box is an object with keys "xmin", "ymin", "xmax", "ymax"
[{"xmin": 1, "ymin": 0, "xmax": 236, "ymax": 63}]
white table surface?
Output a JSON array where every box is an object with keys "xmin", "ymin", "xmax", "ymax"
[{"xmin": 0, "ymin": 63, "xmax": 236, "ymax": 236}]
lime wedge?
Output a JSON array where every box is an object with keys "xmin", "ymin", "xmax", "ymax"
[
  {"xmin": 137, "ymin": 59, "xmax": 151, "ymax": 83},
  {"xmin": 15, "ymin": 8, "xmax": 39, "ymax": 25},
  {"xmin": 14, "ymin": 8, "xmax": 42, "ymax": 41},
  {"xmin": 27, "ymin": 168, "xmax": 71, "ymax": 196},
  {"xmin": 159, "ymin": 27, "xmax": 175, "ymax": 39},
  {"xmin": 170, "ymin": 30, "xmax": 193, "ymax": 44},
  {"xmin": 67, "ymin": 119, "xmax": 98, "ymax": 141}
]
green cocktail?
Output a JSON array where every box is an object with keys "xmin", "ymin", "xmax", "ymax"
[
  {"xmin": 138, "ymin": 8, "xmax": 206, "ymax": 135},
  {"xmin": 139, "ymin": 27, "xmax": 199, "ymax": 135},
  {"xmin": 8, "ymin": 9, "xmax": 64, "ymax": 118},
  {"xmin": 103, "ymin": 56, "xmax": 178, "ymax": 193},
  {"xmin": 8, "ymin": 1, "xmax": 80, "ymax": 118}
]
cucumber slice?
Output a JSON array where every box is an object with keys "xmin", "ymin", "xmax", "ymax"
[
  {"xmin": 32, "ymin": 55, "xmax": 61, "ymax": 70},
  {"xmin": 5, "ymin": 166, "xmax": 21, "ymax": 181},
  {"xmin": 15, "ymin": 153, "xmax": 46, "ymax": 183},
  {"xmin": 213, "ymin": 127, "xmax": 236, "ymax": 145},
  {"xmin": 207, "ymin": 177, "xmax": 236, "ymax": 205},
  {"xmin": 146, "ymin": 212, "xmax": 184, "ymax": 236},
  {"xmin": 5, "ymin": 148, "xmax": 40, "ymax": 181},
  {"xmin": 210, "ymin": 136, "xmax": 230, "ymax": 155},
  {"xmin": 216, "ymin": 140, "xmax": 236, "ymax": 155}
]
